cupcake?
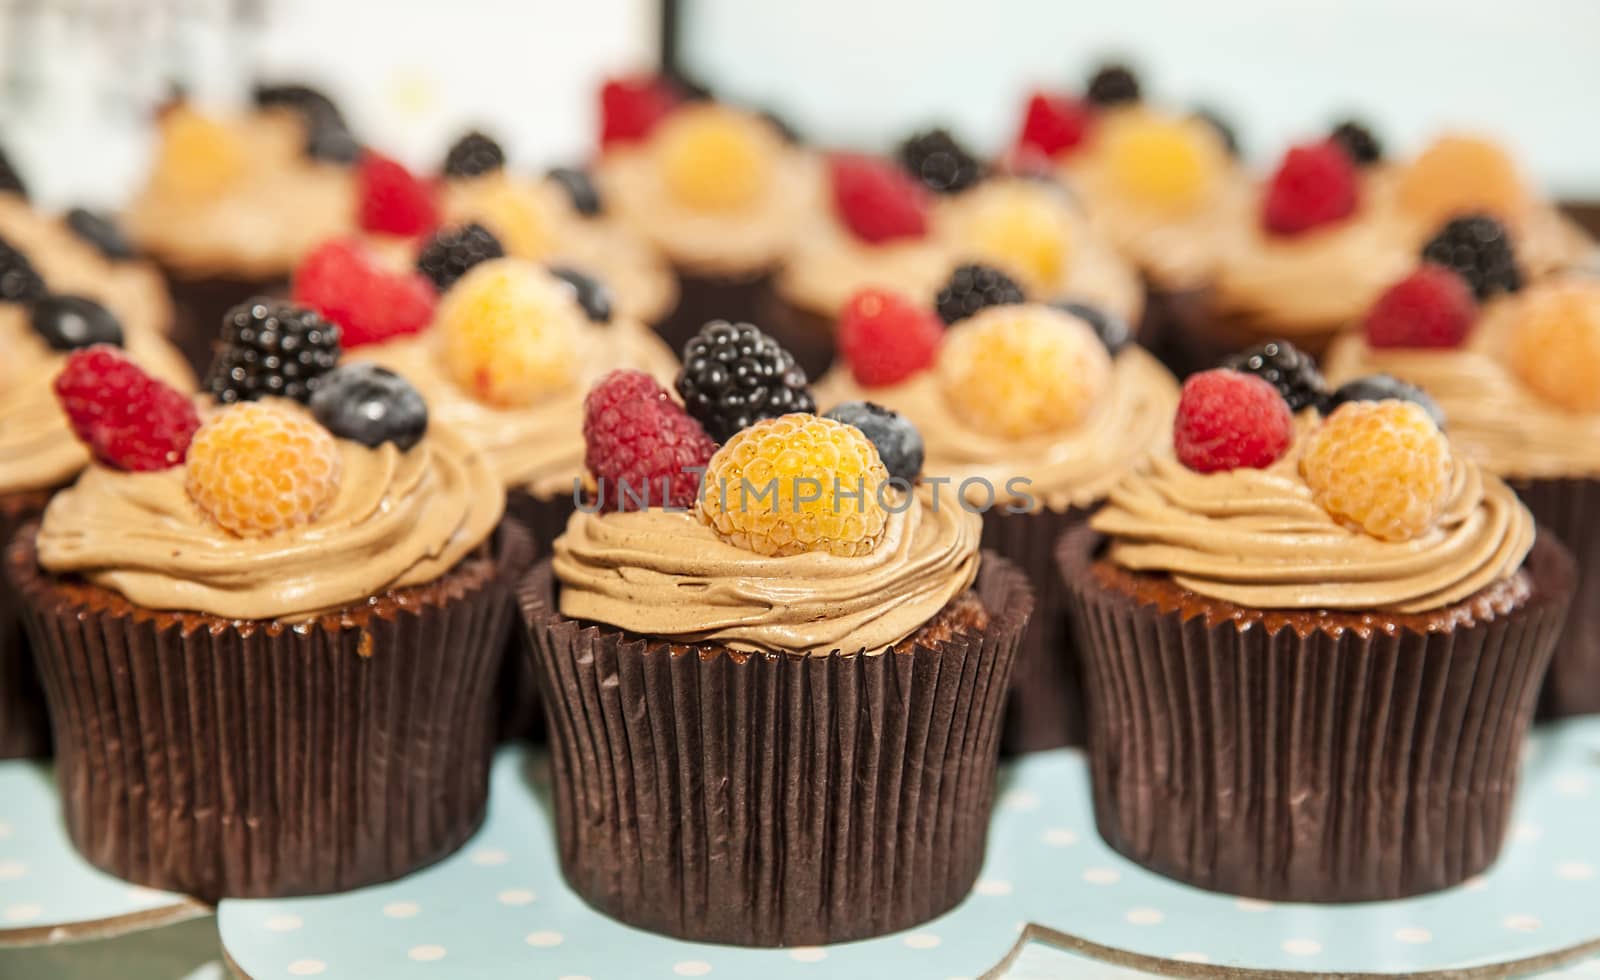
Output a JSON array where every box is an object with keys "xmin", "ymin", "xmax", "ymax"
[
  {"xmin": 1061, "ymin": 369, "xmax": 1572, "ymax": 901},
  {"xmin": 8, "ymin": 309, "xmax": 527, "ymax": 900},
  {"xmin": 519, "ymin": 369, "xmax": 1032, "ymax": 945},
  {"xmin": 1324, "ymin": 253, "xmax": 1600, "ymax": 717},
  {"xmin": 815, "ymin": 295, "xmax": 1178, "ymax": 751}
]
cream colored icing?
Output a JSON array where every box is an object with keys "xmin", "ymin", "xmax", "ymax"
[
  {"xmin": 552, "ymin": 483, "xmax": 980, "ymax": 655},
  {"xmin": 774, "ymin": 209, "xmax": 956, "ymax": 317}
]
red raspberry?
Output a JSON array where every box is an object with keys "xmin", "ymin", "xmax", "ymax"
[
  {"xmin": 600, "ymin": 75, "xmax": 680, "ymax": 148},
  {"xmin": 838, "ymin": 287, "xmax": 943, "ymax": 387},
  {"xmin": 1364, "ymin": 263, "xmax": 1478, "ymax": 349},
  {"xmin": 828, "ymin": 154, "xmax": 930, "ymax": 244},
  {"xmin": 1262, "ymin": 141, "xmax": 1359, "ymax": 236},
  {"xmin": 1173, "ymin": 369, "xmax": 1293, "ymax": 473},
  {"xmin": 1015, "ymin": 90, "xmax": 1094, "ymax": 159},
  {"xmin": 54, "ymin": 345, "xmax": 200, "ymax": 472},
  {"xmin": 292, "ymin": 239, "xmax": 437, "ymax": 348},
  {"xmin": 357, "ymin": 152, "xmax": 440, "ymax": 237},
  {"xmin": 583, "ymin": 370, "xmax": 717, "ymax": 513}
]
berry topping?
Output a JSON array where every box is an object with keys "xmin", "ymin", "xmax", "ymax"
[
  {"xmin": 309, "ymin": 362, "xmax": 429, "ymax": 451},
  {"xmin": 305, "ymin": 118, "xmax": 362, "ymax": 165},
  {"xmin": 1398, "ymin": 135, "xmax": 1528, "ymax": 228},
  {"xmin": 583, "ymin": 369, "xmax": 717, "ymax": 512},
  {"xmin": 1054, "ymin": 300, "xmax": 1132, "ymax": 355},
  {"xmin": 1220, "ymin": 339, "xmax": 1326, "ymax": 412},
  {"xmin": 697, "ymin": 413, "xmax": 891, "ymax": 558},
  {"xmin": 934, "ymin": 262, "xmax": 1026, "ymax": 325},
  {"xmin": 253, "ymin": 82, "xmax": 358, "ymax": 163},
  {"xmin": 1363, "ymin": 264, "xmax": 1477, "ymax": 349},
  {"xmin": 416, "ymin": 222, "xmax": 506, "ymax": 293},
  {"xmin": 0, "ymin": 236, "xmax": 46, "ymax": 304},
  {"xmin": 1086, "ymin": 64, "xmax": 1141, "ymax": 107},
  {"xmin": 546, "ymin": 166, "xmax": 603, "ymax": 216},
  {"xmin": 1324, "ymin": 375, "xmax": 1446, "ymax": 429},
  {"xmin": 29, "ymin": 295, "xmax": 125, "ymax": 351},
  {"xmin": 837, "ymin": 287, "xmax": 943, "ymax": 388},
  {"xmin": 549, "ymin": 266, "xmax": 613, "ymax": 323},
  {"xmin": 828, "ymin": 153, "xmax": 930, "ymax": 244},
  {"xmin": 292, "ymin": 239, "xmax": 436, "ymax": 349},
  {"xmin": 253, "ymin": 82, "xmax": 344, "ymax": 126},
  {"xmin": 1016, "ymin": 90, "xmax": 1094, "ymax": 159},
  {"xmin": 152, "ymin": 106, "xmax": 246, "ymax": 197},
  {"xmin": 65, "ymin": 208, "xmax": 135, "ymax": 260},
  {"xmin": 1262, "ymin": 141, "xmax": 1359, "ymax": 236},
  {"xmin": 961, "ymin": 183, "xmax": 1075, "ymax": 292},
  {"xmin": 657, "ymin": 106, "xmax": 778, "ymax": 211},
  {"xmin": 205, "ymin": 300, "xmax": 342, "ymax": 405},
  {"xmin": 442, "ymin": 129, "xmax": 506, "ymax": 178},
  {"xmin": 824, "ymin": 401, "xmax": 924, "ymax": 483},
  {"xmin": 1420, "ymin": 214, "xmax": 1522, "ymax": 301},
  {"xmin": 0, "ymin": 146, "xmax": 26, "ymax": 198},
  {"xmin": 677, "ymin": 320, "xmax": 815, "ymax": 443},
  {"xmin": 186, "ymin": 402, "xmax": 342, "ymax": 538},
  {"xmin": 1508, "ymin": 282, "xmax": 1600, "ymax": 413},
  {"xmin": 1192, "ymin": 107, "xmax": 1239, "ymax": 158},
  {"xmin": 600, "ymin": 75, "xmax": 680, "ymax": 148},
  {"xmin": 1300, "ymin": 400, "xmax": 1452, "ymax": 542},
  {"xmin": 1100, "ymin": 113, "xmax": 1223, "ymax": 214},
  {"xmin": 939, "ymin": 305, "xmax": 1111, "ymax": 438},
  {"xmin": 356, "ymin": 152, "xmax": 440, "ymax": 237},
  {"xmin": 53, "ymin": 345, "xmax": 199, "ymax": 471},
  {"xmin": 436, "ymin": 259, "xmax": 580, "ymax": 407},
  {"xmin": 896, "ymin": 128, "xmax": 983, "ymax": 195},
  {"xmin": 1329, "ymin": 119, "xmax": 1382, "ymax": 166},
  {"xmin": 1172, "ymin": 369, "xmax": 1294, "ymax": 473}
]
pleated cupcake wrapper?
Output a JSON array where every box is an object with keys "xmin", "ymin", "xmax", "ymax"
[
  {"xmin": 1146, "ymin": 285, "xmax": 1346, "ymax": 379},
  {"xmin": 8, "ymin": 520, "xmax": 532, "ymax": 902},
  {"xmin": 651, "ymin": 268, "xmax": 777, "ymax": 358},
  {"xmin": 162, "ymin": 271, "xmax": 289, "ymax": 375},
  {"xmin": 1511, "ymin": 476, "xmax": 1600, "ymax": 718},
  {"xmin": 498, "ymin": 488, "xmax": 578, "ymax": 741},
  {"xmin": 981, "ymin": 504, "xmax": 1092, "ymax": 753},
  {"xmin": 517, "ymin": 551, "xmax": 1032, "ymax": 946},
  {"xmin": 0, "ymin": 491, "xmax": 52, "ymax": 759},
  {"xmin": 1058, "ymin": 524, "xmax": 1574, "ymax": 902}
]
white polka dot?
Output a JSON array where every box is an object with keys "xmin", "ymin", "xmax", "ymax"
[
  {"xmin": 0, "ymin": 822, "xmax": 11, "ymax": 839},
  {"xmin": 264, "ymin": 914, "xmax": 303, "ymax": 933},
  {"xmin": 1514, "ymin": 822, "xmax": 1544, "ymax": 842},
  {"xmin": 1042, "ymin": 828, "xmax": 1078, "ymax": 847},
  {"xmin": 1505, "ymin": 914, "xmax": 1542, "ymax": 932},
  {"xmin": 1125, "ymin": 907, "xmax": 1164, "ymax": 925},
  {"xmin": 3, "ymin": 904, "xmax": 41, "ymax": 923},
  {"xmin": 287, "ymin": 962, "xmax": 326, "ymax": 977},
  {"xmin": 1558, "ymin": 861, "xmax": 1596, "ymax": 881},
  {"xmin": 0, "ymin": 861, "xmax": 25, "ymax": 880},
  {"xmin": 1082, "ymin": 867, "xmax": 1120, "ymax": 885},
  {"xmin": 497, "ymin": 888, "xmax": 536, "ymax": 905},
  {"xmin": 383, "ymin": 901, "xmax": 420, "ymax": 919},
  {"xmin": 1555, "ymin": 773, "xmax": 1590, "ymax": 797},
  {"xmin": 525, "ymin": 931, "xmax": 564, "ymax": 947},
  {"xmin": 975, "ymin": 879, "xmax": 1013, "ymax": 896},
  {"xmin": 1173, "ymin": 952, "xmax": 1211, "ymax": 964},
  {"xmin": 1234, "ymin": 897, "xmax": 1273, "ymax": 911},
  {"xmin": 1282, "ymin": 939, "xmax": 1322, "ymax": 956},
  {"xmin": 904, "ymin": 933, "xmax": 942, "ymax": 949},
  {"xmin": 1000, "ymin": 789, "xmax": 1039, "ymax": 811},
  {"xmin": 788, "ymin": 947, "xmax": 827, "ymax": 962},
  {"xmin": 1462, "ymin": 875, "xmax": 1489, "ymax": 891},
  {"xmin": 673, "ymin": 962, "xmax": 713, "ymax": 977},
  {"xmin": 1394, "ymin": 927, "xmax": 1432, "ymax": 944},
  {"xmin": 470, "ymin": 848, "xmax": 509, "ymax": 866},
  {"xmin": 407, "ymin": 945, "xmax": 446, "ymax": 962}
]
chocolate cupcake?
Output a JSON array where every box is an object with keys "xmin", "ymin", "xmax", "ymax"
[
  {"xmin": 1062, "ymin": 376, "xmax": 1572, "ymax": 901},
  {"xmin": 815, "ymin": 299, "xmax": 1178, "ymax": 751},
  {"xmin": 9, "ymin": 323, "xmax": 526, "ymax": 900},
  {"xmin": 520, "ymin": 383, "xmax": 1032, "ymax": 945}
]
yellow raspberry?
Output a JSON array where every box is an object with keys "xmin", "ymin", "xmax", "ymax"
[
  {"xmin": 656, "ymin": 106, "xmax": 778, "ymax": 211},
  {"xmin": 697, "ymin": 414, "xmax": 892, "ymax": 558},
  {"xmin": 186, "ymin": 402, "xmax": 342, "ymax": 538},
  {"xmin": 1398, "ymin": 135, "xmax": 1529, "ymax": 229},
  {"xmin": 1300, "ymin": 400, "xmax": 1453, "ymax": 543},
  {"xmin": 152, "ymin": 106, "xmax": 246, "ymax": 198},
  {"xmin": 937, "ymin": 305, "xmax": 1111, "ymax": 439},
  {"xmin": 961, "ymin": 184, "xmax": 1075, "ymax": 292},
  {"xmin": 1508, "ymin": 282, "xmax": 1600, "ymax": 413},
  {"xmin": 1099, "ymin": 112, "xmax": 1223, "ymax": 214},
  {"xmin": 436, "ymin": 258, "xmax": 581, "ymax": 407},
  {"xmin": 453, "ymin": 177, "xmax": 557, "ymax": 258}
]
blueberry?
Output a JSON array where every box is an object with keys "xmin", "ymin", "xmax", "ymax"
[
  {"xmin": 824, "ymin": 401, "xmax": 924, "ymax": 483},
  {"xmin": 545, "ymin": 166, "xmax": 602, "ymax": 217},
  {"xmin": 310, "ymin": 363, "xmax": 429, "ymax": 451},
  {"xmin": 65, "ymin": 208, "xmax": 135, "ymax": 260},
  {"xmin": 1324, "ymin": 374, "xmax": 1446, "ymax": 429},
  {"xmin": 29, "ymin": 294, "xmax": 124, "ymax": 351},
  {"xmin": 1053, "ymin": 299, "xmax": 1131, "ymax": 355},
  {"xmin": 549, "ymin": 266, "xmax": 613, "ymax": 324}
]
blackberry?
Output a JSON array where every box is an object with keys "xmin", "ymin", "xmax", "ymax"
[
  {"xmin": 1325, "ymin": 374, "xmax": 1445, "ymax": 430},
  {"xmin": 29, "ymin": 294, "xmax": 124, "ymax": 351},
  {"xmin": 310, "ymin": 363, "xmax": 429, "ymax": 451},
  {"xmin": 1193, "ymin": 106, "xmax": 1239, "ymax": 158},
  {"xmin": 0, "ymin": 146, "xmax": 25, "ymax": 199},
  {"xmin": 896, "ymin": 128, "xmax": 982, "ymax": 195},
  {"xmin": 253, "ymin": 82, "xmax": 359, "ymax": 164},
  {"xmin": 1054, "ymin": 299, "xmax": 1132, "ymax": 355},
  {"xmin": 935, "ymin": 263, "xmax": 1026, "ymax": 325},
  {"xmin": 1086, "ymin": 64, "xmax": 1141, "ymax": 107},
  {"xmin": 549, "ymin": 265, "xmax": 613, "ymax": 323},
  {"xmin": 416, "ymin": 223, "xmax": 505, "ymax": 293},
  {"xmin": 65, "ymin": 208, "xmax": 135, "ymax": 260},
  {"xmin": 676, "ymin": 321, "xmax": 815, "ymax": 443},
  {"xmin": 1221, "ymin": 340, "xmax": 1326, "ymax": 412},
  {"xmin": 442, "ymin": 130, "xmax": 505, "ymax": 178},
  {"xmin": 205, "ymin": 299, "xmax": 341, "ymax": 405},
  {"xmin": 1421, "ymin": 214, "xmax": 1522, "ymax": 300},
  {"xmin": 824, "ymin": 401, "xmax": 923, "ymax": 482},
  {"xmin": 1329, "ymin": 119, "xmax": 1382, "ymax": 166},
  {"xmin": 546, "ymin": 166, "xmax": 602, "ymax": 216},
  {"xmin": 0, "ymin": 235, "xmax": 45, "ymax": 304}
]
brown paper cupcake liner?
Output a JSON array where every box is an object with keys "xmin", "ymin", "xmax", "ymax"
[
  {"xmin": 162, "ymin": 271, "xmax": 289, "ymax": 375},
  {"xmin": 7, "ymin": 520, "xmax": 532, "ymax": 902},
  {"xmin": 1510, "ymin": 476, "xmax": 1600, "ymax": 718},
  {"xmin": 1150, "ymin": 285, "xmax": 1341, "ymax": 379},
  {"xmin": 518, "ymin": 551, "xmax": 1032, "ymax": 946},
  {"xmin": 1059, "ymin": 524, "xmax": 1574, "ymax": 902},
  {"xmin": 497, "ymin": 488, "xmax": 580, "ymax": 741},
  {"xmin": 650, "ymin": 268, "xmax": 777, "ymax": 357},
  {"xmin": 0, "ymin": 491, "xmax": 52, "ymax": 759}
]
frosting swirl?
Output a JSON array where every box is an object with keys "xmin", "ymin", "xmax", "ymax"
[
  {"xmin": 35, "ymin": 420, "xmax": 503, "ymax": 621},
  {"xmin": 552, "ymin": 484, "xmax": 980, "ymax": 655}
]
